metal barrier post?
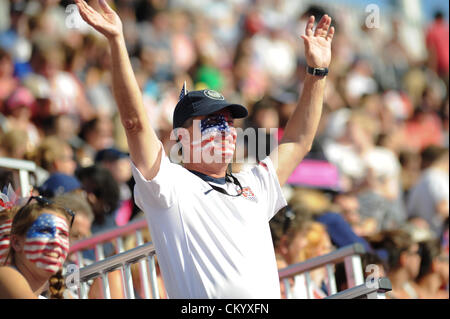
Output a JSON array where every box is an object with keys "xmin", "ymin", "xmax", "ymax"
[
  {"xmin": 326, "ymin": 263, "xmax": 337, "ymax": 295},
  {"xmin": 344, "ymin": 255, "xmax": 364, "ymax": 288},
  {"xmin": 101, "ymin": 272, "xmax": 111, "ymax": 299},
  {"xmin": 95, "ymin": 244, "xmax": 106, "ymax": 298},
  {"xmin": 116, "ymin": 238, "xmax": 125, "ymax": 253},
  {"xmin": 136, "ymin": 230, "xmax": 152, "ymax": 299},
  {"xmin": 119, "ymin": 265, "xmax": 129, "ymax": 299},
  {"xmin": 18, "ymin": 169, "xmax": 31, "ymax": 197},
  {"xmin": 283, "ymin": 278, "xmax": 292, "ymax": 299},
  {"xmin": 147, "ymin": 255, "xmax": 160, "ymax": 299},
  {"xmin": 79, "ymin": 281, "xmax": 89, "ymax": 299},
  {"xmin": 115, "ymin": 237, "xmax": 127, "ymax": 298},
  {"xmin": 124, "ymin": 263, "xmax": 135, "ymax": 299},
  {"xmin": 304, "ymin": 272, "xmax": 312, "ymax": 299},
  {"xmin": 95, "ymin": 244, "xmax": 105, "ymax": 261}
]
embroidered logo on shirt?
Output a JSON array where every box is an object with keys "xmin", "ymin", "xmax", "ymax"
[{"xmin": 241, "ymin": 187, "xmax": 258, "ymax": 202}]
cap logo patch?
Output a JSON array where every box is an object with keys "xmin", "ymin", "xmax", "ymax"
[{"xmin": 203, "ymin": 89, "xmax": 224, "ymax": 100}]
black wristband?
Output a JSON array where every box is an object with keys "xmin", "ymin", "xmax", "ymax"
[{"xmin": 307, "ymin": 66, "xmax": 329, "ymax": 77}]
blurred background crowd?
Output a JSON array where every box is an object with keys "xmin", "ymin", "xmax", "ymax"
[{"xmin": 0, "ymin": 0, "xmax": 448, "ymax": 299}]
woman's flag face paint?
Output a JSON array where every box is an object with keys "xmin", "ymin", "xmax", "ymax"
[
  {"xmin": 0, "ymin": 219, "xmax": 12, "ymax": 265},
  {"xmin": 193, "ymin": 114, "xmax": 237, "ymax": 161},
  {"xmin": 24, "ymin": 213, "xmax": 69, "ymax": 273}
]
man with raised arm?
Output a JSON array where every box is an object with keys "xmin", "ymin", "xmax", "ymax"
[{"xmin": 75, "ymin": 0, "xmax": 334, "ymax": 298}]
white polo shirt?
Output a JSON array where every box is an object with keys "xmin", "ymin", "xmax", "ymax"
[{"xmin": 131, "ymin": 152, "xmax": 287, "ymax": 299}]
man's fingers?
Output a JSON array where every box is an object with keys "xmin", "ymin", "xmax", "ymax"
[
  {"xmin": 300, "ymin": 35, "xmax": 308, "ymax": 44},
  {"xmin": 305, "ymin": 15, "xmax": 314, "ymax": 37},
  {"xmin": 322, "ymin": 16, "xmax": 332, "ymax": 37},
  {"xmin": 314, "ymin": 14, "xmax": 331, "ymax": 37},
  {"xmin": 76, "ymin": 1, "xmax": 92, "ymax": 21},
  {"xmin": 76, "ymin": 1, "xmax": 90, "ymax": 22},
  {"xmin": 98, "ymin": 0, "xmax": 114, "ymax": 14},
  {"xmin": 77, "ymin": 0, "xmax": 92, "ymax": 15},
  {"xmin": 76, "ymin": 0, "xmax": 101, "ymax": 27},
  {"xmin": 313, "ymin": 14, "xmax": 327, "ymax": 36},
  {"xmin": 326, "ymin": 26, "xmax": 335, "ymax": 42},
  {"xmin": 75, "ymin": 0, "xmax": 88, "ymax": 14},
  {"xmin": 84, "ymin": 1, "xmax": 99, "ymax": 16}
]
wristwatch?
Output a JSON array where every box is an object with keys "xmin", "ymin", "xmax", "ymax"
[{"xmin": 307, "ymin": 66, "xmax": 329, "ymax": 77}]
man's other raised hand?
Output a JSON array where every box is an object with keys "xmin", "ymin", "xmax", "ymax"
[{"xmin": 75, "ymin": 0, "xmax": 123, "ymax": 40}]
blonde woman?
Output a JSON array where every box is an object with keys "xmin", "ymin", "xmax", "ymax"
[{"xmin": 279, "ymin": 217, "xmax": 334, "ymax": 299}]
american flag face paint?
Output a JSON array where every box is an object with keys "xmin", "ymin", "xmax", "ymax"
[
  {"xmin": 24, "ymin": 213, "xmax": 69, "ymax": 273},
  {"xmin": 193, "ymin": 114, "xmax": 237, "ymax": 161},
  {"xmin": 0, "ymin": 219, "xmax": 12, "ymax": 265}
]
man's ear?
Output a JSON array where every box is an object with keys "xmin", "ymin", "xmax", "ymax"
[{"xmin": 10, "ymin": 234, "xmax": 24, "ymax": 253}]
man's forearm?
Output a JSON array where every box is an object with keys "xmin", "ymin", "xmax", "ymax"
[
  {"xmin": 270, "ymin": 14, "xmax": 332, "ymax": 186},
  {"xmin": 108, "ymin": 35, "xmax": 148, "ymax": 131},
  {"xmin": 281, "ymin": 73, "xmax": 326, "ymax": 156},
  {"xmin": 107, "ymin": 35, "xmax": 161, "ymax": 179},
  {"xmin": 271, "ymin": 73, "xmax": 326, "ymax": 186},
  {"xmin": 74, "ymin": 0, "xmax": 161, "ymax": 178}
]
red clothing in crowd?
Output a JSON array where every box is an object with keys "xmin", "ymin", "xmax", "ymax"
[
  {"xmin": 404, "ymin": 112, "xmax": 444, "ymax": 151},
  {"xmin": 426, "ymin": 18, "xmax": 449, "ymax": 74}
]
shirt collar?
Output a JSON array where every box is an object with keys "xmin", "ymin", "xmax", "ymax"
[{"xmin": 188, "ymin": 170, "xmax": 226, "ymax": 185}]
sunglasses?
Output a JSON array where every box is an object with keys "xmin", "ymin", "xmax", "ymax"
[{"xmin": 17, "ymin": 196, "xmax": 75, "ymax": 228}]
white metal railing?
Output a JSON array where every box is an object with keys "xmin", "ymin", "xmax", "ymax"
[
  {"xmin": 77, "ymin": 242, "xmax": 158, "ymax": 299},
  {"xmin": 69, "ymin": 217, "xmax": 156, "ymax": 298},
  {"xmin": 74, "ymin": 242, "xmax": 368, "ymax": 299},
  {"xmin": 278, "ymin": 243, "xmax": 366, "ymax": 298},
  {"xmin": 70, "ymin": 217, "xmax": 148, "ymax": 265},
  {"xmin": 325, "ymin": 277, "xmax": 392, "ymax": 299},
  {"xmin": 0, "ymin": 157, "xmax": 36, "ymax": 197}
]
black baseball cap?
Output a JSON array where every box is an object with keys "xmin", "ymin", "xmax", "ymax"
[{"xmin": 172, "ymin": 89, "xmax": 248, "ymax": 129}]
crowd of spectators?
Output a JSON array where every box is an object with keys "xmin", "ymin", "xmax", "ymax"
[{"xmin": 0, "ymin": 0, "xmax": 448, "ymax": 299}]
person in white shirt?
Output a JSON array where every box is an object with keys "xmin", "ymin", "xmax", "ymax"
[
  {"xmin": 75, "ymin": 0, "xmax": 334, "ymax": 298},
  {"xmin": 407, "ymin": 147, "xmax": 449, "ymax": 236}
]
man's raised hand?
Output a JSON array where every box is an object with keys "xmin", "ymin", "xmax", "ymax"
[
  {"xmin": 301, "ymin": 15, "xmax": 334, "ymax": 69},
  {"xmin": 75, "ymin": 0, "xmax": 122, "ymax": 40}
]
